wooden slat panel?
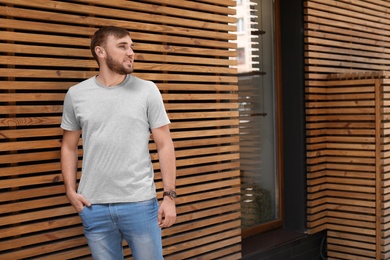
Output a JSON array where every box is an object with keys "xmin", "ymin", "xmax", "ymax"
[
  {"xmin": 0, "ymin": 0, "xmax": 240, "ymax": 259},
  {"xmin": 304, "ymin": 0, "xmax": 390, "ymax": 257},
  {"xmin": 0, "ymin": 5, "xmax": 235, "ymax": 40},
  {"xmin": 306, "ymin": 52, "xmax": 382, "ymax": 260}
]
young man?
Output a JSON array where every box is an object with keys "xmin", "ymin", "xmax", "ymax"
[{"xmin": 60, "ymin": 26, "xmax": 176, "ymax": 260}]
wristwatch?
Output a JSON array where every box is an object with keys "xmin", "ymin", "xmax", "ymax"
[{"xmin": 163, "ymin": 190, "xmax": 177, "ymax": 200}]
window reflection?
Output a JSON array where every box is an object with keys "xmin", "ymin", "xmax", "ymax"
[{"xmin": 234, "ymin": 0, "xmax": 279, "ymax": 232}]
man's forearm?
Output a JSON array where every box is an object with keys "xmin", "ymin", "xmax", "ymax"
[
  {"xmin": 158, "ymin": 143, "xmax": 176, "ymax": 191},
  {"xmin": 61, "ymin": 147, "xmax": 79, "ymax": 194}
]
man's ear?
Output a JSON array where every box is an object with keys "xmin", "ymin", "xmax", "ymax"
[{"xmin": 95, "ymin": 46, "xmax": 105, "ymax": 57}]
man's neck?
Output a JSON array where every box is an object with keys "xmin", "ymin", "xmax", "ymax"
[{"xmin": 96, "ymin": 71, "xmax": 127, "ymax": 87}]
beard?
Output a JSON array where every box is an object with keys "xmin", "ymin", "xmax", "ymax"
[{"xmin": 105, "ymin": 52, "xmax": 133, "ymax": 75}]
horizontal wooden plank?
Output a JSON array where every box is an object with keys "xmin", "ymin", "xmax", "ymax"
[
  {"xmin": 307, "ymin": 156, "xmax": 375, "ymax": 165},
  {"xmin": 0, "ymin": 81, "xmax": 76, "ymax": 90},
  {"xmin": 0, "ymin": 29, "xmax": 236, "ymax": 50},
  {"xmin": 306, "ymin": 128, "xmax": 375, "ymax": 136},
  {"xmin": 306, "ymin": 108, "xmax": 374, "ymax": 114},
  {"xmin": 0, "ymin": 172, "xmax": 64, "ymax": 189},
  {"xmin": 0, "ymin": 81, "xmax": 238, "ymax": 92},
  {"xmin": 306, "ymin": 57, "xmax": 390, "ymax": 71},
  {"xmin": 306, "ymin": 115, "xmax": 375, "ymax": 121},
  {"xmin": 306, "ymin": 101, "xmax": 375, "ymax": 108},
  {"xmin": 0, "ymin": 128, "xmax": 62, "ymax": 140},
  {"xmin": 308, "ymin": 170, "xmax": 374, "ymax": 180},
  {"xmin": 0, "ymin": 137, "xmax": 70, "ymax": 153},
  {"xmin": 308, "ymin": 183, "xmax": 375, "ymax": 194},
  {"xmin": 0, "ymin": 104, "xmax": 238, "ymax": 114},
  {"xmin": 306, "ymin": 50, "xmax": 390, "ymax": 66},
  {"xmin": 137, "ymin": 0, "xmax": 237, "ymax": 15},
  {"xmin": 306, "ymin": 93, "xmax": 375, "ymax": 100},
  {"xmin": 307, "ymin": 149, "xmax": 375, "ymax": 158},
  {"xmin": 171, "ymin": 128, "xmax": 239, "ymax": 140},
  {"xmin": 0, "ymin": 150, "xmax": 61, "ymax": 164},
  {"xmin": 0, "ymin": 68, "xmax": 238, "ymax": 82},
  {"xmin": 0, "ymin": 116, "xmax": 59, "ymax": 127},
  {"xmin": 0, "ymin": 93, "xmax": 66, "ymax": 102},
  {"xmin": 0, "ymin": 56, "xmax": 236, "ymax": 74}
]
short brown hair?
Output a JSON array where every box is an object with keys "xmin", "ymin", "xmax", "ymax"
[{"xmin": 90, "ymin": 26, "xmax": 130, "ymax": 64}]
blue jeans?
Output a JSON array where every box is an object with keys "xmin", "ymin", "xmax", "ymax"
[{"xmin": 79, "ymin": 198, "xmax": 163, "ymax": 260}]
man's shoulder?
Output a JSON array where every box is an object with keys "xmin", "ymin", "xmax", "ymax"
[
  {"xmin": 68, "ymin": 77, "xmax": 96, "ymax": 93},
  {"xmin": 130, "ymin": 75, "xmax": 155, "ymax": 87}
]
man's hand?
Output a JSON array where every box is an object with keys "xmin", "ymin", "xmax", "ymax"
[
  {"xmin": 158, "ymin": 198, "xmax": 176, "ymax": 228},
  {"xmin": 66, "ymin": 191, "xmax": 91, "ymax": 213}
]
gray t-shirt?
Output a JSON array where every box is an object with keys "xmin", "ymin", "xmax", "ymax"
[{"xmin": 61, "ymin": 75, "xmax": 170, "ymax": 203}]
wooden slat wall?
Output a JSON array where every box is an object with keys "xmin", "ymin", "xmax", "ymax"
[
  {"xmin": 305, "ymin": 0, "xmax": 390, "ymax": 259},
  {"xmin": 306, "ymin": 73, "xmax": 381, "ymax": 259},
  {"xmin": 0, "ymin": 1, "xmax": 241, "ymax": 259}
]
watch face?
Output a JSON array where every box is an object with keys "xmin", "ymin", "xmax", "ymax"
[
  {"xmin": 170, "ymin": 191, "xmax": 177, "ymax": 199},
  {"xmin": 164, "ymin": 191, "xmax": 177, "ymax": 199}
]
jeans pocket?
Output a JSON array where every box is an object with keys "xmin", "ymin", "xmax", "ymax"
[
  {"xmin": 78, "ymin": 206, "xmax": 91, "ymax": 229},
  {"xmin": 78, "ymin": 205, "xmax": 86, "ymax": 214}
]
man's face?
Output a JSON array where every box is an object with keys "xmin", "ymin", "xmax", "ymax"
[{"xmin": 104, "ymin": 34, "xmax": 134, "ymax": 75}]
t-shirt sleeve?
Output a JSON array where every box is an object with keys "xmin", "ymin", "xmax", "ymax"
[
  {"xmin": 147, "ymin": 83, "xmax": 170, "ymax": 129},
  {"xmin": 61, "ymin": 90, "xmax": 81, "ymax": 131}
]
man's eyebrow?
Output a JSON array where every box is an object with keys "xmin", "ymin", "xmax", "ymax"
[{"xmin": 117, "ymin": 41, "xmax": 133, "ymax": 46}]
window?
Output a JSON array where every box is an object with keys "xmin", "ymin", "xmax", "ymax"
[
  {"xmin": 237, "ymin": 18, "xmax": 244, "ymax": 33},
  {"xmin": 236, "ymin": 0, "xmax": 282, "ymax": 237}
]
